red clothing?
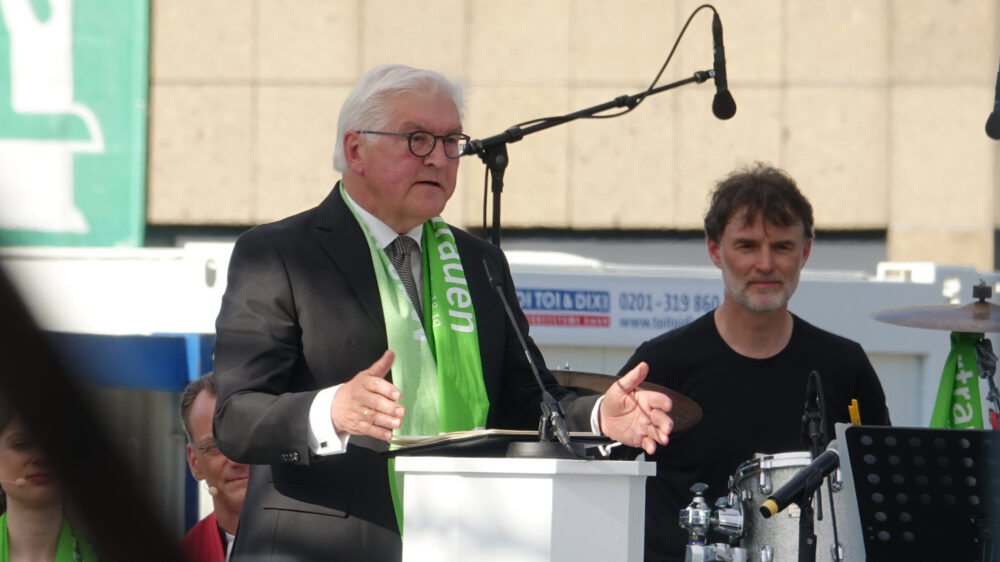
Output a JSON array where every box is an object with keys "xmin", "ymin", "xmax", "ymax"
[{"xmin": 179, "ymin": 513, "xmax": 225, "ymax": 562}]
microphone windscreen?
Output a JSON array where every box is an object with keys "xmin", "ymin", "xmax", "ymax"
[
  {"xmin": 14, "ymin": 478, "xmax": 26, "ymax": 487},
  {"xmin": 713, "ymin": 91, "xmax": 737, "ymax": 120},
  {"xmin": 208, "ymin": 485, "xmax": 219, "ymax": 497},
  {"xmin": 760, "ymin": 498, "xmax": 778, "ymax": 518},
  {"xmin": 987, "ymin": 112, "xmax": 1000, "ymax": 140}
]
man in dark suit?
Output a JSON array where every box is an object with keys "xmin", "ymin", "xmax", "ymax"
[{"xmin": 212, "ymin": 63, "xmax": 675, "ymax": 561}]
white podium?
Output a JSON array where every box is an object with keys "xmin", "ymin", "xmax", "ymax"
[{"xmin": 395, "ymin": 455, "xmax": 655, "ymax": 562}]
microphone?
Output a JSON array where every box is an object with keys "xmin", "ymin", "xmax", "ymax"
[
  {"xmin": 0, "ymin": 478, "xmax": 27, "ymax": 487},
  {"xmin": 208, "ymin": 485, "xmax": 219, "ymax": 496},
  {"xmin": 710, "ymin": 12, "xmax": 737, "ymax": 120},
  {"xmin": 481, "ymin": 259, "xmax": 582, "ymax": 458},
  {"xmin": 760, "ymin": 441, "xmax": 840, "ymax": 518},
  {"xmin": 986, "ymin": 55, "xmax": 1000, "ymax": 140},
  {"xmin": 800, "ymin": 370, "xmax": 825, "ymax": 455}
]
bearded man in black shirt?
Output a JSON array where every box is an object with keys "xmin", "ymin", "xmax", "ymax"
[{"xmin": 618, "ymin": 162, "xmax": 892, "ymax": 562}]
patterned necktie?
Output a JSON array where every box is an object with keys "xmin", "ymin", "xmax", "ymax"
[{"xmin": 388, "ymin": 235, "xmax": 423, "ymax": 323}]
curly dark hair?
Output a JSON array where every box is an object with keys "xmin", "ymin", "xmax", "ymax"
[{"xmin": 703, "ymin": 162, "xmax": 814, "ymax": 242}]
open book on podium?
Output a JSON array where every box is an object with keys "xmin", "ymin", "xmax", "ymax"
[{"xmin": 386, "ymin": 428, "xmax": 612, "ymax": 458}]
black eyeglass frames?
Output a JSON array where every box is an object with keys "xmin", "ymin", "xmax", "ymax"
[{"xmin": 356, "ymin": 130, "xmax": 470, "ymax": 159}]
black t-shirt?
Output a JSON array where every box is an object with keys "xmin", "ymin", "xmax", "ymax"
[{"xmin": 618, "ymin": 311, "xmax": 891, "ymax": 562}]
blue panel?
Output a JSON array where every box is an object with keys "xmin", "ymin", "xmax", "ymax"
[
  {"xmin": 184, "ymin": 333, "xmax": 216, "ymax": 382},
  {"xmin": 44, "ymin": 332, "xmax": 215, "ymax": 392}
]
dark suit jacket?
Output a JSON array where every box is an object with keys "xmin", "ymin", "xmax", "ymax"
[{"xmin": 213, "ymin": 185, "xmax": 595, "ymax": 561}]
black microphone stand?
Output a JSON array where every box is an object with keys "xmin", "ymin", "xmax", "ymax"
[
  {"xmin": 970, "ymin": 282, "xmax": 1000, "ymax": 429},
  {"xmin": 482, "ymin": 260, "xmax": 588, "ymax": 459},
  {"xmin": 799, "ymin": 371, "xmax": 825, "ymax": 562},
  {"xmin": 796, "ymin": 492, "xmax": 818, "ymax": 562},
  {"xmin": 802, "ymin": 371, "xmax": 825, "ymax": 459},
  {"xmin": 464, "ymin": 70, "xmax": 714, "ymax": 247},
  {"xmin": 801, "ymin": 371, "xmax": 825, "ymax": 510}
]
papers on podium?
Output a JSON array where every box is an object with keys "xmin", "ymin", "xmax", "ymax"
[{"xmin": 387, "ymin": 428, "xmax": 610, "ymax": 458}]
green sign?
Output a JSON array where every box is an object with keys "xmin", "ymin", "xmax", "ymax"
[
  {"xmin": 929, "ymin": 331, "xmax": 985, "ymax": 429},
  {"xmin": 0, "ymin": 0, "xmax": 148, "ymax": 246}
]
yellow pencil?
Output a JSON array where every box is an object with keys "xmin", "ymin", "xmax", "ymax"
[{"xmin": 848, "ymin": 399, "xmax": 861, "ymax": 425}]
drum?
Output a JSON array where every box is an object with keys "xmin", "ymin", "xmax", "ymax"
[{"xmin": 731, "ymin": 451, "xmax": 855, "ymax": 562}]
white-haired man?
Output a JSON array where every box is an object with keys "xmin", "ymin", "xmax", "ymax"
[{"xmin": 212, "ymin": 63, "xmax": 675, "ymax": 560}]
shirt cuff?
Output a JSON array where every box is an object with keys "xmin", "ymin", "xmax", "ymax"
[
  {"xmin": 309, "ymin": 384, "xmax": 350, "ymax": 455},
  {"xmin": 590, "ymin": 395, "xmax": 621, "ymax": 456},
  {"xmin": 590, "ymin": 395, "xmax": 604, "ymax": 435}
]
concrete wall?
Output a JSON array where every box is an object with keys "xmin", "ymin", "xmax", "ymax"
[{"xmin": 147, "ymin": 1, "xmax": 1000, "ymax": 269}]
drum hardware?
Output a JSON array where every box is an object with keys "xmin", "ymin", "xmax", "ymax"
[
  {"xmin": 871, "ymin": 281, "xmax": 1000, "ymax": 333},
  {"xmin": 822, "ymin": 478, "xmax": 846, "ymax": 562},
  {"xmin": 712, "ymin": 495, "xmax": 745, "ymax": 540},
  {"xmin": 680, "ymin": 483, "xmax": 747, "ymax": 562},
  {"xmin": 679, "ymin": 483, "xmax": 713, "ymax": 542},
  {"xmin": 756, "ymin": 469, "xmax": 772, "ymax": 495},
  {"xmin": 797, "ymin": 371, "xmax": 847, "ymax": 561},
  {"xmin": 683, "ymin": 452, "xmax": 853, "ymax": 562},
  {"xmin": 734, "ymin": 485, "xmax": 752, "ymax": 504},
  {"xmin": 828, "ymin": 469, "xmax": 843, "ymax": 493},
  {"xmin": 873, "ymin": 282, "xmax": 1000, "ymax": 428},
  {"xmin": 795, "ymin": 491, "xmax": 819, "ymax": 562},
  {"xmin": 759, "ymin": 446, "xmax": 844, "ymax": 562},
  {"xmin": 685, "ymin": 542, "xmax": 747, "ymax": 562},
  {"xmin": 974, "ymin": 337, "xmax": 1000, "ymax": 428},
  {"xmin": 801, "ymin": 371, "xmax": 830, "ymax": 525}
]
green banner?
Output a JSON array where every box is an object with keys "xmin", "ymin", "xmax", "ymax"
[
  {"xmin": 929, "ymin": 331, "xmax": 984, "ymax": 429},
  {"xmin": 0, "ymin": 0, "xmax": 148, "ymax": 246}
]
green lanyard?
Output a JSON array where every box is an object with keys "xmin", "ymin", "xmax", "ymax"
[
  {"xmin": 0, "ymin": 513, "xmax": 97, "ymax": 562},
  {"xmin": 340, "ymin": 186, "xmax": 490, "ymax": 533}
]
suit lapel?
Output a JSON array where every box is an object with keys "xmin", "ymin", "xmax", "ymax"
[
  {"xmin": 313, "ymin": 189, "xmax": 503, "ymax": 402},
  {"xmin": 315, "ymin": 185, "xmax": 386, "ymax": 335}
]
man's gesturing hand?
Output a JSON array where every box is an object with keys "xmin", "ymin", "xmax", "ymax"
[
  {"xmin": 330, "ymin": 350, "xmax": 405, "ymax": 441},
  {"xmin": 598, "ymin": 362, "xmax": 674, "ymax": 455}
]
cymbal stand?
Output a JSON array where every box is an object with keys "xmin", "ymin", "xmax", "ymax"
[{"xmin": 974, "ymin": 337, "xmax": 1000, "ymax": 430}]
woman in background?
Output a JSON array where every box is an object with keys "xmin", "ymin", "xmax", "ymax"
[{"xmin": 0, "ymin": 399, "xmax": 97, "ymax": 562}]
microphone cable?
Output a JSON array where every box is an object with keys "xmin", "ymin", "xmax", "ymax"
[
  {"xmin": 513, "ymin": 3, "xmax": 720, "ymax": 126},
  {"xmin": 804, "ymin": 370, "xmax": 845, "ymax": 561},
  {"xmin": 475, "ymin": 4, "xmax": 725, "ymax": 238}
]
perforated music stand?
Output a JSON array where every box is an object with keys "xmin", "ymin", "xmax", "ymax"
[{"xmin": 840, "ymin": 425, "xmax": 1000, "ymax": 561}]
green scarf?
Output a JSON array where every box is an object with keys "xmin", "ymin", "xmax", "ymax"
[
  {"xmin": 0, "ymin": 513, "xmax": 99, "ymax": 562},
  {"xmin": 929, "ymin": 331, "xmax": 984, "ymax": 428},
  {"xmin": 342, "ymin": 188, "xmax": 490, "ymax": 532}
]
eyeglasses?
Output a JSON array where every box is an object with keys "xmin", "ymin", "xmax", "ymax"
[{"xmin": 356, "ymin": 130, "xmax": 470, "ymax": 159}]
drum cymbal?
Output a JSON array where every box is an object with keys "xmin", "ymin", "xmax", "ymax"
[
  {"xmin": 551, "ymin": 370, "xmax": 702, "ymax": 433},
  {"xmin": 872, "ymin": 300, "xmax": 1000, "ymax": 333}
]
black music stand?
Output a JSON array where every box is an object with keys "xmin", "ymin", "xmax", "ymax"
[{"xmin": 841, "ymin": 425, "xmax": 1000, "ymax": 561}]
